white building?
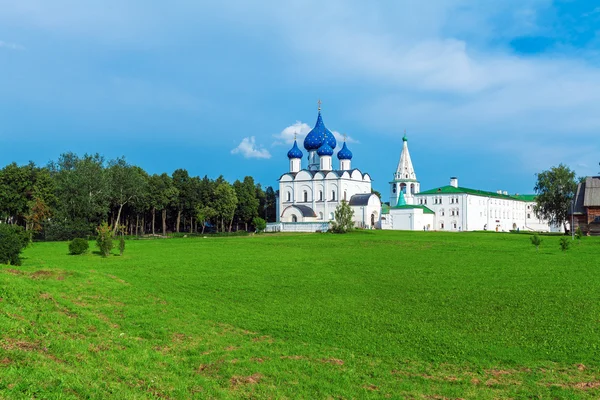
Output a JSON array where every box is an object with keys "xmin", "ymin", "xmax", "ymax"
[
  {"xmin": 267, "ymin": 106, "xmax": 381, "ymax": 232},
  {"xmin": 381, "ymin": 135, "xmax": 558, "ymax": 232}
]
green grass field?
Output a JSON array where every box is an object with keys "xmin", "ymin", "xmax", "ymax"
[{"xmin": 1, "ymin": 231, "xmax": 599, "ymax": 399}]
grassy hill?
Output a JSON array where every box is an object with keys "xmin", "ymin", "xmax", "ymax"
[{"xmin": 1, "ymin": 231, "xmax": 599, "ymax": 398}]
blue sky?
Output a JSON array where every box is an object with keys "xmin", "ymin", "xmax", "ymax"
[{"xmin": 0, "ymin": 0, "xmax": 599, "ymax": 196}]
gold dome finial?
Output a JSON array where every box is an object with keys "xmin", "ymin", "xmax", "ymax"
[{"xmin": 317, "ymin": 99, "xmax": 322, "ymax": 111}]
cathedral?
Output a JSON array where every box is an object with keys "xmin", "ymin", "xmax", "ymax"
[
  {"xmin": 269, "ymin": 106, "xmax": 381, "ymax": 232},
  {"xmin": 268, "ymin": 103, "xmax": 558, "ymax": 233}
]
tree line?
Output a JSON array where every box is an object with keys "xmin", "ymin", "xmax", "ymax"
[{"xmin": 0, "ymin": 153, "xmax": 277, "ymax": 240}]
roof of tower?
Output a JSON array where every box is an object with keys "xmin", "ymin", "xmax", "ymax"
[
  {"xmin": 337, "ymin": 141, "xmax": 353, "ymax": 160},
  {"xmin": 287, "ymin": 140, "xmax": 303, "ymax": 159},
  {"xmin": 394, "ymin": 133, "xmax": 417, "ymax": 182},
  {"xmin": 304, "ymin": 111, "xmax": 337, "ymax": 151},
  {"xmin": 316, "ymin": 141, "xmax": 334, "ymax": 156}
]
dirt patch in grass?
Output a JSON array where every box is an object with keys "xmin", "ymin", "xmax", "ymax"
[
  {"xmin": 0, "ymin": 357, "xmax": 12, "ymax": 365},
  {"xmin": 39, "ymin": 292, "xmax": 54, "ymax": 300},
  {"xmin": 280, "ymin": 355, "xmax": 307, "ymax": 361},
  {"xmin": 1, "ymin": 338, "xmax": 44, "ymax": 352},
  {"xmin": 251, "ymin": 357, "xmax": 267, "ymax": 363},
  {"xmin": 230, "ymin": 373, "xmax": 262, "ymax": 387},
  {"xmin": 196, "ymin": 360, "xmax": 224, "ymax": 377},
  {"xmin": 364, "ymin": 384, "xmax": 378, "ymax": 391},
  {"xmin": 574, "ymin": 381, "xmax": 600, "ymax": 390},
  {"xmin": 321, "ymin": 358, "xmax": 344, "ymax": 365},
  {"xmin": 4, "ymin": 268, "xmax": 23, "ymax": 275},
  {"xmin": 31, "ymin": 270, "xmax": 55, "ymax": 279}
]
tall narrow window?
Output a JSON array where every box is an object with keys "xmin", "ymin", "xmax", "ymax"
[
  {"xmin": 332, "ymin": 190, "xmax": 336, "ymax": 201},
  {"xmin": 319, "ymin": 191, "xmax": 323, "ymax": 201},
  {"xmin": 344, "ymin": 191, "xmax": 347, "ymax": 201},
  {"xmin": 303, "ymin": 191, "xmax": 308, "ymax": 202},
  {"xmin": 286, "ymin": 192, "xmax": 291, "ymax": 202}
]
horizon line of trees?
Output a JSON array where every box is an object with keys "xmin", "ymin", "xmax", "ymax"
[{"xmin": 0, "ymin": 153, "xmax": 277, "ymax": 240}]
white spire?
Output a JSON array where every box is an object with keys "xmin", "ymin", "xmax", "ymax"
[{"xmin": 394, "ymin": 133, "xmax": 416, "ymax": 181}]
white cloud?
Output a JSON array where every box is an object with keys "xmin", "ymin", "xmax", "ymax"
[
  {"xmin": 0, "ymin": 40, "xmax": 25, "ymax": 50},
  {"xmin": 272, "ymin": 121, "xmax": 358, "ymax": 147},
  {"xmin": 231, "ymin": 136, "xmax": 271, "ymax": 159}
]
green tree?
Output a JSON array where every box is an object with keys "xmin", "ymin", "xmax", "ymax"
[
  {"xmin": 330, "ymin": 200, "xmax": 355, "ymax": 233},
  {"xmin": 534, "ymin": 164, "xmax": 577, "ymax": 232},
  {"xmin": 48, "ymin": 153, "xmax": 109, "ymax": 228},
  {"xmin": 264, "ymin": 186, "xmax": 277, "ymax": 222},
  {"xmin": 196, "ymin": 205, "xmax": 216, "ymax": 234},
  {"xmin": 148, "ymin": 174, "xmax": 179, "ymax": 235},
  {"xmin": 107, "ymin": 158, "xmax": 146, "ymax": 235},
  {"xmin": 233, "ymin": 176, "xmax": 259, "ymax": 231},
  {"xmin": 252, "ymin": 217, "xmax": 267, "ymax": 233},
  {"xmin": 214, "ymin": 181, "xmax": 237, "ymax": 232},
  {"xmin": 172, "ymin": 169, "xmax": 194, "ymax": 233}
]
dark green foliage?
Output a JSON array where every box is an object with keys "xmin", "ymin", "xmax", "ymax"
[
  {"xmin": 330, "ymin": 200, "xmax": 355, "ymax": 233},
  {"xmin": 68, "ymin": 238, "xmax": 89, "ymax": 255},
  {"xmin": 96, "ymin": 222, "xmax": 113, "ymax": 257},
  {"xmin": 534, "ymin": 164, "xmax": 577, "ymax": 231},
  {"xmin": 559, "ymin": 236, "xmax": 571, "ymax": 252},
  {"xmin": 44, "ymin": 218, "xmax": 94, "ymax": 241},
  {"xmin": 0, "ymin": 224, "xmax": 28, "ymax": 265},
  {"xmin": 252, "ymin": 217, "xmax": 266, "ymax": 233},
  {"xmin": 530, "ymin": 233, "xmax": 542, "ymax": 251}
]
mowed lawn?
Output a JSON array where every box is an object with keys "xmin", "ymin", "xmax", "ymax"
[{"xmin": 1, "ymin": 231, "xmax": 599, "ymax": 399}]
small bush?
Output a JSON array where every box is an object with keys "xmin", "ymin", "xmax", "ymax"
[
  {"xmin": 69, "ymin": 238, "xmax": 89, "ymax": 255},
  {"xmin": 96, "ymin": 222, "xmax": 114, "ymax": 257},
  {"xmin": 559, "ymin": 237, "xmax": 571, "ymax": 252},
  {"xmin": 530, "ymin": 233, "xmax": 542, "ymax": 251},
  {"xmin": 330, "ymin": 201, "xmax": 355, "ymax": 234},
  {"xmin": 119, "ymin": 236, "xmax": 125, "ymax": 256},
  {"xmin": 253, "ymin": 217, "xmax": 267, "ymax": 233},
  {"xmin": 0, "ymin": 224, "xmax": 29, "ymax": 265},
  {"xmin": 575, "ymin": 227, "xmax": 583, "ymax": 241}
]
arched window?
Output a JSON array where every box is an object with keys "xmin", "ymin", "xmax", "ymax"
[
  {"xmin": 400, "ymin": 183, "xmax": 406, "ymax": 194},
  {"xmin": 410, "ymin": 184, "xmax": 415, "ymax": 195},
  {"xmin": 303, "ymin": 191, "xmax": 308, "ymax": 202},
  {"xmin": 393, "ymin": 185, "xmax": 397, "ymax": 194},
  {"xmin": 332, "ymin": 190, "xmax": 336, "ymax": 201},
  {"xmin": 319, "ymin": 212, "xmax": 324, "ymax": 220},
  {"xmin": 286, "ymin": 192, "xmax": 291, "ymax": 202},
  {"xmin": 344, "ymin": 191, "xmax": 347, "ymax": 201},
  {"xmin": 319, "ymin": 191, "xmax": 323, "ymax": 201},
  {"xmin": 329, "ymin": 212, "xmax": 335, "ymax": 220},
  {"xmin": 291, "ymin": 215, "xmax": 297, "ymax": 223}
]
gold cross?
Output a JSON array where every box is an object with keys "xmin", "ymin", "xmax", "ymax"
[
  {"xmin": 317, "ymin": 99, "xmax": 322, "ymax": 111},
  {"xmin": 294, "ymin": 132, "xmax": 297, "ymax": 140},
  {"xmin": 343, "ymin": 133, "xmax": 347, "ymax": 142}
]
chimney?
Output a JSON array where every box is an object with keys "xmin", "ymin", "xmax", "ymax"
[{"xmin": 450, "ymin": 177, "xmax": 458, "ymax": 188}]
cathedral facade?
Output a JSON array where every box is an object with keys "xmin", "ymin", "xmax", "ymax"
[{"xmin": 269, "ymin": 107, "xmax": 381, "ymax": 232}]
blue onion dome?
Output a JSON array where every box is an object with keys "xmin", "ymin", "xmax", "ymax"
[
  {"xmin": 303, "ymin": 111, "xmax": 337, "ymax": 151},
  {"xmin": 337, "ymin": 142, "xmax": 353, "ymax": 160},
  {"xmin": 287, "ymin": 140, "xmax": 303, "ymax": 159},
  {"xmin": 317, "ymin": 141, "xmax": 334, "ymax": 156}
]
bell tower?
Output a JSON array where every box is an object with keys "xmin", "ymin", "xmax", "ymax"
[{"xmin": 390, "ymin": 131, "xmax": 420, "ymax": 206}]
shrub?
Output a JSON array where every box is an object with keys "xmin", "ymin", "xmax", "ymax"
[
  {"xmin": 530, "ymin": 233, "xmax": 542, "ymax": 251},
  {"xmin": 575, "ymin": 227, "xmax": 583, "ymax": 241},
  {"xmin": 253, "ymin": 217, "xmax": 267, "ymax": 233},
  {"xmin": 69, "ymin": 238, "xmax": 89, "ymax": 255},
  {"xmin": 119, "ymin": 235, "xmax": 125, "ymax": 256},
  {"xmin": 330, "ymin": 201, "xmax": 355, "ymax": 234},
  {"xmin": 559, "ymin": 237, "xmax": 571, "ymax": 252},
  {"xmin": 0, "ymin": 224, "xmax": 29, "ymax": 266},
  {"xmin": 96, "ymin": 222, "xmax": 114, "ymax": 257}
]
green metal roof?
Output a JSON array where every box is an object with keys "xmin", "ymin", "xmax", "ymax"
[
  {"xmin": 513, "ymin": 194, "xmax": 537, "ymax": 202},
  {"xmin": 392, "ymin": 205, "xmax": 435, "ymax": 214},
  {"xmin": 417, "ymin": 185, "xmax": 530, "ymax": 201}
]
